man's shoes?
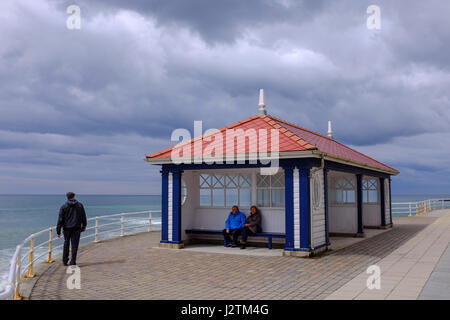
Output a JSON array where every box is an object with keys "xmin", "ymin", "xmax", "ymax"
[
  {"xmin": 231, "ymin": 242, "xmax": 237, "ymax": 248},
  {"xmin": 63, "ymin": 263, "xmax": 68, "ymax": 266},
  {"xmin": 240, "ymin": 245, "xmax": 246, "ymax": 249},
  {"xmin": 226, "ymin": 243, "xmax": 232, "ymax": 247}
]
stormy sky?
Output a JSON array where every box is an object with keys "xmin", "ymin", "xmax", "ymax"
[{"xmin": 0, "ymin": 0, "xmax": 449, "ymax": 195}]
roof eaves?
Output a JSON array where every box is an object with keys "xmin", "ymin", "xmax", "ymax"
[{"xmin": 312, "ymin": 150, "xmax": 399, "ymax": 175}]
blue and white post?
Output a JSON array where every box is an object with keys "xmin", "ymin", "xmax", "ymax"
[
  {"xmin": 160, "ymin": 167, "xmax": 184, "ymax": 248},
  {"xmin": 283, "ymin": 165, "xmax": 311, "ymax": 257}
]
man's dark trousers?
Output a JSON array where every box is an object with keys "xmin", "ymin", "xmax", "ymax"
[
  {"xmin": 222, "ymin": 228, "xmax": 242, "ymax": 245},
  {"xmin": 63, "ymin": 228, "xmax": 81, "ymax": 265}
]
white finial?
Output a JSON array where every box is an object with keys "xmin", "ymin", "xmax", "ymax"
[
  {"xmin": 327, "ymin": 120, "xmax": 333, "ymax": 139},
  {"xmin": 258, "ymin": 89, "xmax": 267, "ymax": 115}
]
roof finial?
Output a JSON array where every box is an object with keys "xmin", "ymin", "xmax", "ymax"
[
  {"xmin": 258, "ymin": 89, "xmax": 267, "ymax": 115},
  {"xmin": 327, "ymin": 120, "xmax": 333, "ymax": 139}
]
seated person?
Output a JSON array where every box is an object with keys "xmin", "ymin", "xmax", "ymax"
[
  {"xmin": 222, "ymin": 205, "xmax": 246, "ymax": 247},
  {"xmin": 240, "ymin": 205, "xmax": 262, "ymax": 249}
]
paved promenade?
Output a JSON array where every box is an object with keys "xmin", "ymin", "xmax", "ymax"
[
  {"xmin": 326, "ymin": 209, "xmax": 450, "ymax": 300},
  {"xmin": 26, "ymin": 212, "xmax": 449, "ymax": 300}
]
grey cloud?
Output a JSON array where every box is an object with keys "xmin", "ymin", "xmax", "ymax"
[{"xmin": 58, "ymin": 0, "xmax": 328, "ymax": 43}]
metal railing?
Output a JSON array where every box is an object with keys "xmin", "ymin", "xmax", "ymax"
[
  {"xmin": 392, "ymin": 199, "xmax": 449, "ymax": 216},
  {"xmin": 0, "ymin": 210, "xmax": 161, "ymax": 300}
]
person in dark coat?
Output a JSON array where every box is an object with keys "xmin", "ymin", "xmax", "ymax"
[
  {"xmin": 57, "ymin": 192, "xmax": 87, "ymax": 266},
  {"xmin": 240, "ymin": 206, "xmax": 262, "ymax": 249}
]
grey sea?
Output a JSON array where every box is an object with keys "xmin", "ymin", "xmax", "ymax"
[{"xmin": 0, "ymin": 193, "xmax": 449, "ymax": 291}]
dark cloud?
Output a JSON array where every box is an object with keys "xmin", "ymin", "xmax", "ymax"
[
  {"xmin": 57, "ymin": 0, "xmax": 328, "ymax": 43},
  {"xmin": 0, "ymin": 0, "xmax": 449, "ymax": 194}
]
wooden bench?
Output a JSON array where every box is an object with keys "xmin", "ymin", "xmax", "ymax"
[{"xmin": 185, "ymin": 229, "xmax": 285, "ymax": 249}]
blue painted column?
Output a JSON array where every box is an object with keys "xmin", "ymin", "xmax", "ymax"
[
  {"xmin": 160, "ymin": 167, "xmax": 183, "ymax": 245},
  {"xmin": 323, "ymin": 168, "xmax": 330, "ymax": 246},
  {"xmin": 380, "ymin": 177, "xmax": 386, "ymax": 227},
  {"xmin": 299, "ymin": 167, "xmax": 311, "ymax": 250},
  {"xmin": 283, "ymin": 166, "xmax": 295, "ymax": 251},
  {"xmin": 356, "ymin": 174, "xmax": 364, "ymax": 235},
  {"xmin": 171, "ymin": 169, "xmax": 183, "ymax": 244},
  {"xmin": 388, "ymin": 177, "xmax": 393, "ymax": 225},
  {"xmin": 160, "ymin": 167, "xmax": 169, "ymax": 244}
]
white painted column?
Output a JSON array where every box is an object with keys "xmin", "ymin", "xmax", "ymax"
[{"xmin": 251, "ymin": 171, "xmax": 257, "ymax": 206}]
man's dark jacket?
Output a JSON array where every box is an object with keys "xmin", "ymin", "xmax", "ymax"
[{"xmin": 57, "ymin": 200, "xmax": 87, "ymax": 235}]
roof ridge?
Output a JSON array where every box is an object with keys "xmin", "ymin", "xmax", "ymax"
[
  {"xmin": 260, "ymin": 115, "xmax": 316, "ymax": 150},
  {"xmin": 269, "ymin": 115, "xmax": 397, "ymax": 172}
]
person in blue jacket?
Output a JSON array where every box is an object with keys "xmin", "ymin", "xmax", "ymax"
[{"xmin": 222, "ymin": 205, "xmax": 246, "ymax": 247}]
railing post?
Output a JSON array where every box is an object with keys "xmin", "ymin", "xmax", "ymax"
[
  {"xmin": 120, "ymin": 214, "xmax": 125, "ymax": 237},
  {"xmin": 45, "ymin": 228, "xmax": 54, "ymax": 263},
  {"xmin": 443, "ymin": 200, "xmax": 445, "ymax": 209},
  {"xmin": 14, "ymin": 246, "xmax": 23, "ymax": 300},
  {"xmin": 148, "ymin": 211, "xmax": 152, "ymax": 232},
  {"xmin": 416, "ymin": 203, "xmax": 418, "ymax": 216},
  {"xmin": 408, "ymin": 203, "xmax": 412, "ymax": 217},
  {"xmin": 94, "ymin": 217, "xmax": 99, "ymax": 243},
  {"xmin": 24, "ymin": 237, "xmax": 36, "ymax": 278}
]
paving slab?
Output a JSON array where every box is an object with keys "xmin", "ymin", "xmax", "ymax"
[
  {"xmin": 419, "ymin": 243, "xmax": 450, "ymax": 300},
  {"xmin": 327, "ymin": 210, "xmax": 450, "ymax": 300}
]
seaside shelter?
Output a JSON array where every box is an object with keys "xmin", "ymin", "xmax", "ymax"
[{"xmin": 145, "ymin": 90, "xmax": 399, "ymax": 256}]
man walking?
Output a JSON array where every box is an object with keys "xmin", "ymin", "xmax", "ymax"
[{"xmin": 57, "ymin": 192, "xmax": 87, "ymax": 266}]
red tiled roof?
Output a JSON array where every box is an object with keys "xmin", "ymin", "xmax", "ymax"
[
  {"xmin": 268, "ymin": 115, "xmax": 398, "ymax": 173},
  {"xmin": 146, "ymin": 114, "xmax": 398, "ymax": 174}
]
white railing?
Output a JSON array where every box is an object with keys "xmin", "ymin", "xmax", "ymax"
[
  {"xmin": 392, "ymin": 199, "xmax": 449, "ymax": 216},
  {"xmin": 0, "ymin": 210, "xmax": 161, "ymax": 300}
]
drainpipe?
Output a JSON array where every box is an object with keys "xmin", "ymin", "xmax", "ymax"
[{"xmin": 308, "ymin": 153, "xmax": 325, "ymax": 253}]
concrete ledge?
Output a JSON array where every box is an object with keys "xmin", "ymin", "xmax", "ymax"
[
  {"xmin": 330, "ymin": 232, "xmax": 362, "ymax": 237},
  {"xmin": 311, "ymin": 246, "xmax": 328, "ymax": 256},
  {"xmin": 159, "ymin": 242, "xmax": 184, "ymax": 249},
  {"xmin": 282, "ymin": 250, "xmax": 310, "ymax": 258},
  {"xmin": 365, "ymin": 225, "xmax": 393, "ymax": 230}
]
